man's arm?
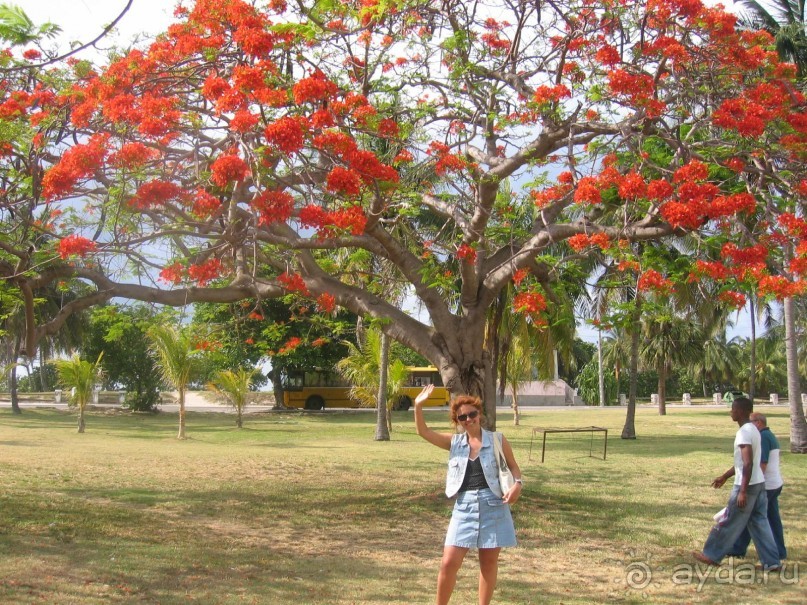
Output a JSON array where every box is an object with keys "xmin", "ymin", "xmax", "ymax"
[
  {"xmin": 712, "ymin": 467, "xmax": 735, "ymax": 488},
  {"xmin": 737, "ymin": 444, "xmax": 752, "ymax": 508}
]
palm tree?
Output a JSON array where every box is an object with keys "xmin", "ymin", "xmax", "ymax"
[
  {"xmin": 208, "ymin": 367, "xmax": 257, "ymax": 428},
  {"xmin": 746, "ymin": 327, "xmax": 788, "ymax": 395},
  {"xmin": 738, "ymin": 0, "xmax": 807, "ymax": 77},
  {"xmin": 54, "ymin": 353, "xmax": 104, "ymax": 433},
  {"xmin": 0, "ymin": 4, "xmax": 60, "ymax": 46},
  {"xmin": 639, "ymin": 308, "xmax": 703, "ymax": 415},
  {"xmin": 692, "ymin": 334, "xmax": 742, "ymax": 397},
  {"xmin": 335, "ymin": 327, "xmax": 410, "ymax": 434},
  {"xmin": 148, "ymin": 324, "xmax": 200, "ymax": 439}
]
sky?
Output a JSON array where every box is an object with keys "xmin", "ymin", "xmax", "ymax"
[
  {"xmin": 22, "ymin": 0, "xmax": 763, "ymax": 344},
  {"xmin": 24, "ymin": 0, "xmax": 177, "ymax": 54}
]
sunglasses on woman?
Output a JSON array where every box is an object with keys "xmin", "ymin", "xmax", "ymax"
[{"xmin": 457, "ymin": 411, "xmax": 479, "ymax": 422}]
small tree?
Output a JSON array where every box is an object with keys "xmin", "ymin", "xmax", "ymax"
[
  {"xmin": 208, "ymin": 367, "xmax": 257, "ymax": 428},
  {"xmin": 336, "ymin": 327, "xmax": 409, "ymax": 435},
  {"xmin": 148, "ymin": 325, "xmax": 200, "ymax": 439},
  {"xmin": 54, "ymin": 353, "xmax": 103, "ymax": 433}
]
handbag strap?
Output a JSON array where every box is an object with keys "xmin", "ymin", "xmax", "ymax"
[{"xmin": 493, "ymin": 431, "xmax": 509, "ymax": 471}]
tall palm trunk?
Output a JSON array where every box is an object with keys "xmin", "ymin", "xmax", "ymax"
[
  {"xmin": 597, "ymin": 328, "xmax": 606, "ymax": 407},
  {"xmin": 783, "ymin": 297, "xmax": 807, "ymax": 452},
  {"xmin": 10, "ymin": 335, "xmax": 22, "ymax": 415},
  {"xmin": 178, "ymin": 387, "xmax": 186, "ymax": 440},
  {"xmin": 622, "ymin": 294, "xmax": 642, "ymax": 439},
  {"xmin": 375, "ymin": 332, "xmax": 391, "ymax": 441},
  {"xmin": 657, "ymin": 363, "xmax": 667, "ymax": 416}
]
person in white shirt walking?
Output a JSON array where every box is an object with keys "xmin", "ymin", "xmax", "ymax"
[
  {"xmin": 692, "ymin": 397, "xmax": 781, "ymax": 570},
  {"xmin": 728, "ymin": 412, "xmax": 787, "ymax": 560}
]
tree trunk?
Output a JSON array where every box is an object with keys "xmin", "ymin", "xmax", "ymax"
[
  {"xmin": 177, "ymin": 388, "xmax": 186, "ymax": 439},
  {"xmin": 484, "ymin": 355, "xmax": 497, "ymax": 431},
  {"xmin": 236, "ymin": 410, "xmax": 243, "ymax": 428},
  {"xmin": 657, "ymin": 364, "xmax": 667, "ymax": 416},
  {"xmin": 375, "ymin": 332, "xmax": 390, "ymax": 441},
  {"xmin": 783, "ymin": 297, "xmax": 807, "ymax": 453},
  {"xmin": 269, "ymin": 367, "xmax": 285, "ymax": 409},
  {"xmin": 597, "ymin": 328, "xmax": 606, "ymax": 407},
  {"xmin": 622, "ymin": 298, "xmax": 641, "ymax": 439},
  {"xmin": 77, "ymin": 405, "xmax": 85, "ymax": 433},
  {"xmin": 10, "ymin": 335, "xmax": 21, "ymax": 415},
  {"xmin": 38, "ymin": 347, "xmax": 49, "ymax": 392},
  {"xmin": 749, "ymin": 297, "xmax": 756, "ymax": 402},
  {"xmin": 511, "ymin": 391, "xmax": 520, "ymax": 426}
]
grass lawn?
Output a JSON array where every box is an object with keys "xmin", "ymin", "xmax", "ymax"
[{"xmin": 0, "ymin": 404, "xmax": 804, "ymax": 604}]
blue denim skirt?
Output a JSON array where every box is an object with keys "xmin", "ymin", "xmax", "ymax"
[{"xmin": 444, "ymin": 488, "xmax": 517, "ymax": 549}]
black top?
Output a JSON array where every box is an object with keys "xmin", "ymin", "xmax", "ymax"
[{"xmin": 458, "ymin": 456, "xmax": 490, "ymax": 492}]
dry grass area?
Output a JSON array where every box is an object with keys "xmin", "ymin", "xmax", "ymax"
[{"xmin": 0, "ymin": 405, "xmax": 803, "ymax": 604}]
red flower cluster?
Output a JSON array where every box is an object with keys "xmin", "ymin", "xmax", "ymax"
[
  {"xmin": 567, "ymin": 233, "xmax": 611, "ymax": 252},
  {"xmin": 607, "ymin": 70, "xmax": 656, "ymax": 106},
  {"xmin": 188, "ymin": 258, "xmax": 224, "ymax": 286},
  {"xmin": 691, "ymin": 260, "xmax": 730, "ymax": 281},
  {"xmin": 513, "ymin": 290, "xmax": 548, "ymax": 326},
  {"xmin": 251, "ymin": 190, "xmax": 294, "ymax": 225},
  {"xmin": 758, "ymin": 275, "xmax": 807, "ymax": 299},
  {"xmin": 428, "ymin": 142, "xmax": 467, "ymax": 176},
  {"xmin": 58, "ymin": 235, "xmax": 97, "ymax": 259},
  {"xmin": 159, "ymin": 262, "xmax": 184, "ymax": 285},
  {"xmin": 109, "ymin": 142, "xmax": 158, "ymax": 169},
  {"xmin": 718, "ymin": 291, "xmax": 747, "ymax": 309},
  {"xmin": 512, "ymin": 268, "xmax": 530, "ymax": 285},
  {"xmin": 721, "ymin": 243, "xmax": 768, "ymax": 265},
  {"xmin": 264, "ymin": 116, "xmax": 306, "ymax": 155},
  {"xmin": 278, "ymin": 272, "xmax": 310, "ymax": 295},
  {"xmin": 42, "ymin": 134, "xmax": 109, "ymax": 200},
  {"xmin": 316, "ymin": 292, "xmax": 336, "ymax": 313},
  {"xmin": 573, "ymin": 177, "xmax": 602, "ymax": 204},
  {"xmin": 532, "ymin": 84, "xmax": 570, "ymax": 105},
  {"xmin": 192, "ymin": 190, "xmax": 222, "ymax": 218},
  {"xmin": 326, "ymin": 166, "xmax": 363, "ymax": 196},
  {"xmin": 673, "ymin": 160, "xmax": 709, "ymax": 183},
  {"xmin": 211, "ymin": 154, "xmax": 250, "ymax": 187},
  {"xmin": 130, "ymin": 180, "xmax": 184, "ymax": 209},
  {"xmin": 778, "ymin": 213, "xmax": 807, "ymax": 238},
  {"xmin": 277, "ymin": 336, "xmax": 302, "ymax": 355},
  {"xmin": 637, "ymin": 269, "xmax": 673, "ymax": 293},
  {"xmin": 292, "ymin": 70, "xmax": 339, "ymax": 104},
  {"xmin": 327, "ymin": 205, "xmax": 368, "ymax": 236},
  {"xmin": 229, "ymin": 109, "xmax": 260, "ymax": 133},
  {"xmin": 713, "ymin": 81, "xmax": 797, "ymax": 137},
  {"xmin": 456, "ymin": 243, "xmax": 477, "ymax": 263}
]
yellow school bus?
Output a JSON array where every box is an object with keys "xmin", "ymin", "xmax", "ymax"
[{"xmin": 282, "ymin": 366, "xmax": 450, "ymax": 410}]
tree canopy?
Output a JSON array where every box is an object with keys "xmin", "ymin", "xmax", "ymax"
[{"xmin": 2, "ymin": 0, "xmax": 807, "ymax": 439}]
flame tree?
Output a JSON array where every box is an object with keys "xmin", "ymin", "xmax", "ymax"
[{"xmin": 3, "ymin": 0, "xmax": 807, "ymax": 443}]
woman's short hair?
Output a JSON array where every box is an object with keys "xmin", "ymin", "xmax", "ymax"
[{"xmin": 449, "ymin": 395, "xmax": 484, "ymax": 426}]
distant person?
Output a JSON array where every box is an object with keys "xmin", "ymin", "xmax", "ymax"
[
  {"xmin": 728, "ymin": 412, "xmax": 786, "ymax": 560},
  {"xmin": 693, "ymin": 397, "xmax": 781, "ymax": 570},
  {"xmin": 414, "ymin": 384, "xmax": 523, "ymax": 605}
]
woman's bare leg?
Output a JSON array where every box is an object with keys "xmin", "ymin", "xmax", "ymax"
[
  {"xmin": 436, "ymin": 546, "xmax": 468, "ymax": 605},
  {"xmin": 477, "ymin": 547, "xmax": 501, "ymax": 605}
]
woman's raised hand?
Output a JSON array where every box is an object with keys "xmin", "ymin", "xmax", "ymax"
[{"xmin": 414, "ymin": 383, "xmax": 435, "ymax": 406}]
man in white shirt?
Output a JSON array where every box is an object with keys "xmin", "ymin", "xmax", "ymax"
[
  {"xmin": 728, "ymin": 412, "xmax": 787, "ymax": 560},
  {"xmin": 692, "ymin": 397, "xmax": 781, "ymax": 570}
]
